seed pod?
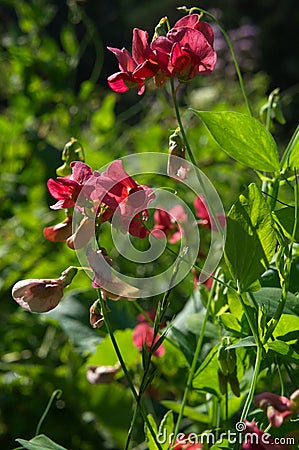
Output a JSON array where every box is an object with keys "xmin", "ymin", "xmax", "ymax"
[{"xmin": 228, "ymin": 370, "xmax": 240, "ymax": 397}]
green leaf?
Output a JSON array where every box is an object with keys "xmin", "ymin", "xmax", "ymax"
[
  {"xmin": 158, "ymin": 410, "xmax": 174, "ymax": 450},
  {"xmin": 273, "ymin": 206, "xmax": 299, "ymax": 242},
  {"xmin": 252, "ymin": 287, "xmax": 299, "ymax": 317},
  {"xmin": 218, "ymin": 313, "xmax": 243, "ymax": 335},
  {"xmin": 16, "ymin": 434, "xmax": 67, "ymax": 450},
  {"xmin": 226, "ymin": 336, "xmax": 256, "ymax": 349},
  {"xmin": 161, "ymin": 401, "xmax": 210, "ymax": 424},
  {"xmin": 281, "ymin": 124, "xmax": 299, "ymax": 169},
  {"xmin": 266, "ymin": 340, "xmax": 299, "ymax": 360},
  {"xmin": 193, "ymin": 111, "xmax": 280, "ymax": 171},
  {"xmin": 145, "ymin": 414, "xmax": 159, "ymax": 450},
  {"xmin": 193, "ymin": 346, "xmax": 221, "ymax": 396},
  {"xmin": 224, "ymin": 183, "xmax": 277, "ymax": 292},
  {"xmin": 273, "ymin": 314, "xmax": 299, "ymax": 342}
]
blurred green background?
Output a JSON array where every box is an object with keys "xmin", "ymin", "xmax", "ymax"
[{"xmin": 0, "ymin": 0, "xmax": 298, "ymax": 448}]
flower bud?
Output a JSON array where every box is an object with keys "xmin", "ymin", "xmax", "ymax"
[
  {"xmin": 152, "ymin": 17, "xmax": 168, "ymax": 40},
  {"xmin": 167, "ymin": 128, "xmax": 189, "ymax": 181},
  {"xmin": 89, "ymin": 299, "xmax": 104, "ymax": 328},
  {"xmin": 56, "ymin": 138, "xmax": 85, "ymax": 176},
  {"xmin": 12, "ymin": 267, "xmax": 77, "ymax": 313},
  {"xmin": 66, "ymin": 216, "xmax": 94, "ymax": 250},
  {"xmin": 43, "ymin": 215, "xmax": 72, "ymax": 242},
  {"xmin": 86, "ymin": 362, "xmax": 121, "ymax": 384}
]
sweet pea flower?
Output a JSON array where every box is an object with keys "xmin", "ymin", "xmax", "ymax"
[
  {"xmin": 133, "ymin": 309, "xmax": 165, "ymax": 357},
  {"xmin": 92, "ymin": 160, "xmax": 154, "ymax": 238},
  {"xmin": 86, "ymin": 246, "xmax": 140, "ymax": 300},
  {"xmin": 242, "ymin": 421, "xmax": 289, "ymax": 450},
  {"xmin": 152, "ymin": 205, "xmax": 187, "ymax": 243},
  {"xmin": 254, "ymin": 390, "xmax": 299, "ymax": 428},
  {"xmin": 171, "ymin": 434, "xmax": 202, "ymax": 449},
  {"xmin": 47, "ymin": 161, "xmax": 93, "ymax": 210},
  {"xmin": 89, "ymin": 299, "xmax": 104, "ymax": 329},
  {"xmin": 133, "ymin": 323, "xmax": 165, "ymax": 357},
  {"xmin": 194, "ymin": 195, "xmax": 226, "ymax": 231},
  {"xmin": 107, "ymin": 28, "xmax": 159, "ymax": 95},
  {"xmin": 12, "ymin": 267, "xmax": 77, "ymax": 313},
  {"xmin": 150, "ymin": 14, "xmax": 217, "ymax": 83},
  {"xmin": 86, "ymin": 362, "xmax": 121, "ymax": 385},
  {"xmin": 43, "ymin": 215, "xmax": 72, "ymax": 242}
]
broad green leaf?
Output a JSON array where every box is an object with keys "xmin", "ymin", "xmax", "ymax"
[
  {"xmin": 218, "ymin": 313, "xmax": 243, "ymax": 335},
  {"xmin": 87, "ymin": 329, "xmax": 140, "ymax": 368},
  {"xmin": 193, "ymin": 346, "xmax": 221, "ymax": 396},
  {"xmin": 266, "ymin": 340, "xmax": 299, "ymax": 360},
  {"xmin": 161, "ymin": 401, "xmax": 210, "ymax": 424},
  {"xmin": 224, "ymin": 183, "xmax": 277, "ymax": 292},
  {"xmin": 281, "ymin": 124, "xmax": 299, "ymax": 169},
  {"xmin": 145, "ymin": 414, "xmax": 159, "ymax": 450},
  {"xmin": 273, "ymin": 206, "xmax": 299, "ymax": 242},
  {"xmin": 158, "ymin": 410, "xmax": 174, "ymax": 450},
  {"xmin": 226, "ymin": 336, "xmax": 256, "ymax": 349},
  {"xmin": 252, "ymin": 287, "xmax": 299, "ymax": 317},
  {"xmin": 273, "ymin": 314, "xmax": 299, "ymax": 342},
  {"xmin": 16, "ymin": 434, "xmax": 67, "ymax": 450},
  {"xmin": 193, "ymin": 111, "xmax": 280, "ymax": 171}
]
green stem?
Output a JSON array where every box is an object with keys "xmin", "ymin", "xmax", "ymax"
[
  {"xmin": 98, "ymin": 292, "xmax": 162, "ymax": 450},
  {"xmin": 35, "ymin": 389, "xmax": 62, "ymax": 436},
  {"xmin": 172, "ymin": 272, "xmax": 218, "ymax": 443},
  {"xmin": 240, "ymin": 343, "xmax": 263, "ymax": 421}
]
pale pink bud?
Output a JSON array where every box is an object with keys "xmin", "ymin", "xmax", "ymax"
[
  {"xmin": 66, "ymin": 216, "xmax": 94, "ymax": 250},
  {"xmin": 86, "ymin": 362, "xmax": 121, "ymax": 384},
  {"xmin": 12, "ymin": 267, "xmax": 77, "ymax": 313}
]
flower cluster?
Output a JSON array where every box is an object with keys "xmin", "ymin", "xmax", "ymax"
[{"xmin": 108, "ymin": 14, "xmax": 217, "ymax": 95}]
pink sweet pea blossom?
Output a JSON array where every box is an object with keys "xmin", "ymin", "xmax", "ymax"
[
  {"xmin": 107, "ymin": 29, "xmax": 159, "ymax": 95},
  {"xmin": 133, "ymin": 309, "xmax": 165, "ymax": 357},
  {"xmin": 108, "ymin": 14, "xmax": 216, "ymax": 93},
  {"xmin": 194, "ymin": 195, "xmax": 226, "ymax": 231},
  {"xmin": 133, "ymin": 323, "xmax": 165, "ymax": 357},
  {"xmin": 150, "ymin": 14, "xmax": 217, "ymax": 83},
  {"xmin": 92, "ymin": 160, "xmax": 154, "ymax": 238},
  {"xmin": 47, "ymin": 161, "xmax": 93, "ymax": 210},
  {"xmin": 242, "ymin": 421, "xmax": 289, "ymax": 450},
  {"xmin": 171, "ymin": 434, "xmax": 202, "ymax": 449},
  {"xmin": 12, "ymin": 267, "xmax": 77, "ymax": 313},
  {"xmin": 254, "ymin": 390, "xmax": 299, "ymax": 428},
  {"xmin": 43, "ymin": 215, "xmax": 72, "ymax": 242},
  {"xmin": 152, "ymin": 205, "xmax": 187, "ymax": 243}
]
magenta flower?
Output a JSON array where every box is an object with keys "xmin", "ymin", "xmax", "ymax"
[
  {"xmin": 133, "ymin": 323, "xmax": 165, "ymax": 357},
  {"xmin": 150, "ymin": 14, "xmax": 217, "ymax": 83},
  {"xmin": 47, "ymin": 161, "xmax": 93, "ymax": 210},
  {"xmin": 194, "ymin": 195, "xmax": 226, "ymax": 231},
  {"xmin": 108, "ymin": 14, "xmax": 216, "ymax": 93},
  {"xmin": 12, "ymin": 267, "xmax": 77, "ymax": 313},
  {"xmin": 152, "ymin": 205, "xmax": 187, "ymax": 243},
  {"xmin": 171, "ymin": 434, "xmax": 202, "ymax": 449},
  {"xmin": 92, "ymin": 160, "xmax": 154, "ymax": 238},
  {"xmin": 107, "ymin": 28, "xmax": 158, "ymax": 95},
  {"xmin": 254, "ymin": 390, "xmax": 299, "ymax": 428},
  {"xmin": 242, "ymin": 421, "xmax": 289, "ymax": 450}
]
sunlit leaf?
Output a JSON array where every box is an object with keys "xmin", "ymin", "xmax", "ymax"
[{"xmin": 193, "ymin": 111, "xmax": 280, "ymax": 171}]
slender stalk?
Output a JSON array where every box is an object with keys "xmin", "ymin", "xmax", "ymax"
[
  {"xmin": 35, "ymin": 389, "xmax": 62, "ymax": 436},
  {"xmin": 240, "ymin": 344, "xmax": 263, "ymax": 421},
  {"xmin": 172, "ymin": 273, "xmax": 218, "ymax": 444},
  {"xmin": 98, "ymin": 292, "xmax": 162, "ymax": 450}
]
